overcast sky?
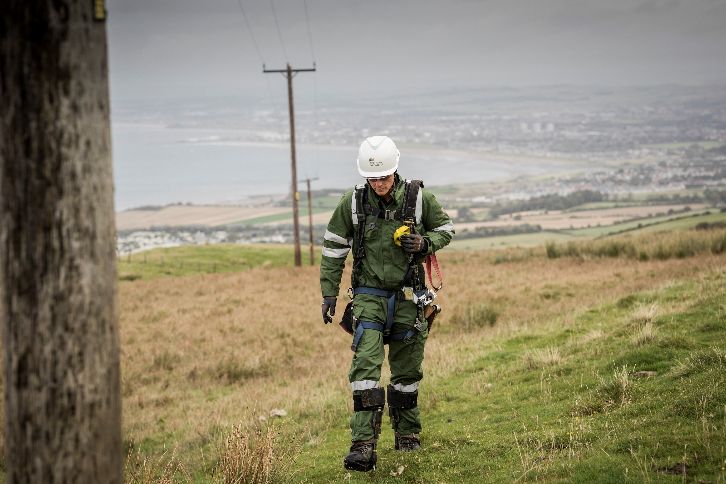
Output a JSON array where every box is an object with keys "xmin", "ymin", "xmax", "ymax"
[{"xmin": 107, "ymin": 0, "xmax": 726, "ymax": 103}]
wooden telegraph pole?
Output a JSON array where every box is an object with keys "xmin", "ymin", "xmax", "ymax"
[
  {"xmin": 0, "ymin": 0, "xmax": 122, "ymax": 481},
  {"xmin": 263, "ymin": 63, "xmax": 316, "ymax": 267},
  {"xmin": 302, "ymin": 177, "xmax": 319, "ymax": 265}
]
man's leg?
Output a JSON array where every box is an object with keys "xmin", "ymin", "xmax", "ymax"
[
  {"xmin": 345, "ymin": 327, "xmax": 385, "ymax": 471},
  {"xmin": 388, "ymin": 318, "xmax": 428, "ymax": 451}
]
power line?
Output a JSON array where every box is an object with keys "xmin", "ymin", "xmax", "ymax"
[
  {"xmin": 234, "ymin": 0, "xmax": 265, "ymax": 65},
  {"xmin": 268, "ymin": 0, "xmax": 289, "ymax": 62},
  {"xmin": 302, "ymin": 0, "xmax": 316, "ymax": 62}
]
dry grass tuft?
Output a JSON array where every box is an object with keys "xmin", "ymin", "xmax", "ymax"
[
  {"xmin": 630, "ymin": 303, "xmax": 659, "ymax": 324},
  {"xmin": 672, "ymin": 347, "xmax": 726, "ymax": 378},
  {"xmin": 632, "ymin": 321, "xmax": 657, "ymax": 346},
  {"xmin": 578, "ymin": 329, "xmax": 604, "ymax": 346},
  {"xmin": 216, "ymin": 424, "xmax": 287, "ymax": 484},
  {"xmin": 523, "ymin": 346, "xmax": 562, "ymax": 369},
  {"xmin": 125, "ymin": 445, "xmax": 191, "ymax": 484}
]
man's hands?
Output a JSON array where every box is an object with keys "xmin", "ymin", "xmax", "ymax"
[
  {"xmin": 322, "ymin": 296, "xmax": 337, "ymax": 324},
  {"xmin": 400, "ymin": 233, "xmax": 428, "ymax": 254}
]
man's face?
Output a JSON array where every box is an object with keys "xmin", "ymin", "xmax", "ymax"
[{"xmin": 367, "ymin": 174, "xmax": 395, "ymax": 198}]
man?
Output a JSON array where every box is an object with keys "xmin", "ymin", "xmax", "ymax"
[{"xmin": 320, "ymin": 135, "xmax": 454, "ymax": 472}]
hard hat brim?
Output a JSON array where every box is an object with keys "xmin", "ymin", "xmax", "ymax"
[{"xmin": 357, "ymin": 163, "xmax": 398, "ymax": 178}]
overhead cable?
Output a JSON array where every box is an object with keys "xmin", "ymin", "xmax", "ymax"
[
  {"xmin": 302, "ymin": 0, "xmax": 316, "ymax": 62},
  {"xmin": 234, "ymin": 0, "xmax": 265, "ymax": 65},
  {"xmin": 268, "ymin": 0, "xmax": 290, "ymax": 62}
]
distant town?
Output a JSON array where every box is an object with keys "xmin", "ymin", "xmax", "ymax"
[{"xmin": 115, "ymin": 85, "xmax": 726, "ymax": 254}]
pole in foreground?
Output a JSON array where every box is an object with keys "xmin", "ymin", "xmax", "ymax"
[
  {"xmin": 0, "ymin": 1, "xmax": 122, "ymax": 481},
  {"xmin": 263, "ymin": 62, "xmax": 316, "ymax": 267}
]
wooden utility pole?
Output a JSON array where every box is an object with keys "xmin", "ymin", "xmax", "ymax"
[
  {"xmin": 302, "ymin": 177, "xmax": 319, "ymax": 265},
  {"xmin": 263, "ymin": 63, "xmax": 316, "ymax": 267},
  {"xmin": 0, "ymin": 1, "xmax": 122, "ymax": 481}
]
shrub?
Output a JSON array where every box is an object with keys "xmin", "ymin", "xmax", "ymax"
[{"xmin": 545, "ymin": 241, "xmax": 560, "ymax": 259}]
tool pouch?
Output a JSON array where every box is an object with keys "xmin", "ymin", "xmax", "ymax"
[
  {"xmin": 424, "ymin": 304, "xmax": 441, "ymax": 332},
  {"xmin": 339, "ymin": 301, "xmax": 355, "ymax": 335}
]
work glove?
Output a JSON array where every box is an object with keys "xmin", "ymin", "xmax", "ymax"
[
  {"xmin": 400, "ymin": 233, "xmax": 428, "ymax": 254},
  {"xmin": 322, "ymin": 296, "xmax": 337, "ymax": 324}
]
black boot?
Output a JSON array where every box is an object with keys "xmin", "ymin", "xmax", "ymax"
[
  {"xmin": 395, "ymin": 433, "xmax": 420, "ymax": 452},
  {"xmin": 343, "ymin": 440, "xmax": 377, "ymax": 472}
]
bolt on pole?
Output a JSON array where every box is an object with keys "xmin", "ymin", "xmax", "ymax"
[{"xmin": 263, "ymin": 62, "xmax": 316, "ymax": 267}]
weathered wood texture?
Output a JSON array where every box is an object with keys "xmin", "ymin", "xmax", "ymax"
[{"xmin": 0, "ymin": 1, "xmax": 122, "ymax": 482}]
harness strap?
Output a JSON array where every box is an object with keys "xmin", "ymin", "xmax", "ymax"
[
  {"xmin": 353, "ymin": 287, "xmax": 397, "ymax": 333},
  {"xmin": 351, "ymin": 320, "xmax": 417, "ymax": 351},
  {"xmin": 351, "ymin": 321, "xmax": 385, "ymax": 351}
]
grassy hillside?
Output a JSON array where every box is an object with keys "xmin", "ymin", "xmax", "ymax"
[
  {"xmin": 104, "ymin": 229, "xmax": 726, "ymax": 482},
  {"xmin": 294, "ymin": 267, "xmax": 726, "ymax": 482},
  {"xmin": 117, "ymin": 244, "xmax": 317, "ymax": 280},
  {"xmin": 2, "ymin": 230, "xmax": 723, "ymax": 482}
]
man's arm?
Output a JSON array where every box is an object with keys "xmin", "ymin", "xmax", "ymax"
[
  {"xmin": 420, "ymin": 189, "xmax": 454, "ymax": 254},
  {"xmin": 320, "ymin": 190, "xmax": 355, "ymax": 297}
]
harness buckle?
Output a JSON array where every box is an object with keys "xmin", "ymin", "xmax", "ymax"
[
  {"xmin": 384, "ymin": 209, "xmax": 397, "ymax": 220},
  {"xmin": 402, "ymin": 286, "xmax": 414, "ymax": 301}
]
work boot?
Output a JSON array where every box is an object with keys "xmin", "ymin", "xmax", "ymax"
[
  {"xmin": 343, "ymin": 440, "xmax": 377, "ymax": 472},
  {"xmin": 395, "ymin": 433, "xmax": 420, "ymax": 451}
]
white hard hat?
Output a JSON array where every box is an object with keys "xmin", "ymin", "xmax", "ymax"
[{"xmin": 356, "ymin": 136, "xmax": 400, "ymax": 178}]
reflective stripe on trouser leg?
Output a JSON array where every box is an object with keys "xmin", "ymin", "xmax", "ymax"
[{"xmin": 349, "ymin": 328, "xmax": 384, "ymax": 442}]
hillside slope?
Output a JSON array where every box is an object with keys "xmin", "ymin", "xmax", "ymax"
[
  {"xmin": 294, "ymin": 266, "xmax": 726, "ymax": 482},
  {"xmin": 3, "ymin": 230, "xmax": 722, "ymax": 481}
]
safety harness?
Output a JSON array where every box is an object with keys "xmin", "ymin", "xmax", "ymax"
[{"xmin": 347, "ymin": 179, "xmax": 440, "ymax": 351}]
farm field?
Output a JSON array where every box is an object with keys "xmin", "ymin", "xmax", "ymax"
[
  {"xmin": 456, "ymin": 204, "xmax": 706, "ymax": 232},
  {"xmin": 453, "ymin": 210, "xmax": 726, "ymax": 250},
  {"xmin": 117, "ymin": 205, "xmax": 290, "ymax": 231}
]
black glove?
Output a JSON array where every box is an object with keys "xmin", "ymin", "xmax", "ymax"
[
  {"xmin": 322, "ymin": 296, "xmax": 337, "ymax": 324},
  {"xmin": 400, "ymin": 233, "xmax": 428, "ymax": 254}
]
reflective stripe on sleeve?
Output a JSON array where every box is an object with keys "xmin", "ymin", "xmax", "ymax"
[
  {"xmin": 415, "ymin": 189, "xmax": 423, "ymax": 224},
  {"xmin": 432, "ymin": 221, "xmax": 454, "ymax": 234},
  {"xmin": 351, "ymin": 380, "xmax": 379, "ymax": 391},
  {"xmin": 322, "ymin": 247, "xmax": 350, "ymax": 258},
  {"xmin": 392, "ymin": 381, "xmax": 419, "ymax": 392},
  {"xmin": 324, "ymin": 230, "xmax": 351, "ymax": 246}
]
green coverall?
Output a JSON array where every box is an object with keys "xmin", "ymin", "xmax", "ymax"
[{"xmin": 320, "ymin": 174, "xmax": 454, "ymax": 441}]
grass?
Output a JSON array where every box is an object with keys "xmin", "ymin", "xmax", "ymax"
[
  {"xmin": 294, "ymin": 267, "xmax": 726, "ymax": 482},
  {"xmin": 449, "ymin": 231, "xmax": 574, "ymax": 250},
  {"xmin": 116, "ymin": 244, "xmax": 318, "ymax": 280},
  {"xmin": 1, "ymin": 230, "xmax": 725, "ymax": 481}
]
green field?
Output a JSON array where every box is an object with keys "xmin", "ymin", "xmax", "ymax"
[
  {"xmin": 227, "ymin": 206, "xmax": 331, "ymax": 226},
  {"xmin": 449, "ymin": 231, "xmax": 575, "ymax": 250},
  {"xmin": 294, "ymin": 269, "xmax": 726, "ymax": 482},
  {"xmin": 117, "ymin": 244, "xmax": 316, "ymax": 280}
]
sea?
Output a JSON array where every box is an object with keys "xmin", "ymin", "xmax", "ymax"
[{"xmin": 112, "ymin": 123, "xmax": 571, "ymax": 211}]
